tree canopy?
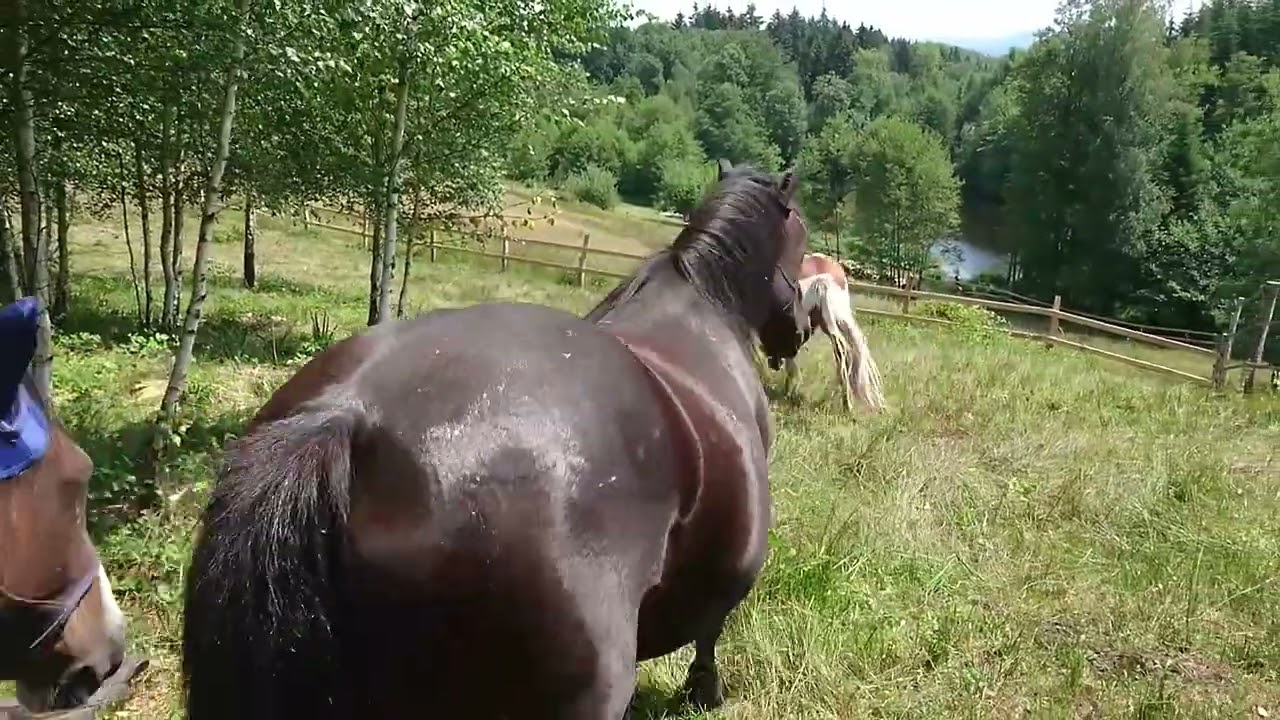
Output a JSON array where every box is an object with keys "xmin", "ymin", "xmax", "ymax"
[
  {"xmin": 516, "ymin": 0, "xmax": 1279, "ymax": 348},
  {"xmin": 4, "ymin": 0, "xmax": 1280, "ymax": 443}
]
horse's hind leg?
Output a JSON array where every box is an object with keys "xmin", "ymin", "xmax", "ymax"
[
  {"xmin": 564, "ymin": 663, "xmax": 635, "ymax": 720},
  {"xmin": 677, "ymin": 566, "xmax": 772, "ymax": 712},
  {"xmin": 555, "ymin": 565, "xmax": 640, "ymax": 720},
  {"xmin": 782, "ymin": 356, "xmax": 799, "ymax": 397},
  {"xmin": 563, "ymin": 624, "xmax": 638, "ymax": 720},
  {"xmin": 679, "ymin": 615, "xmax": 729, "ymax": 710}
]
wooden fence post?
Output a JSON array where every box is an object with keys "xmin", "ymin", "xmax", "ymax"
[
  {"xmin": 900, "ymin": 276, "xmax": 913, "ymax": 315},
  {"xmin": 428, "ymin": 230, "xmax": 437, "ymax": 263},
  {"xmin": 1045, "ymin": 294, "xmax": 1061, "ymax": 349},
  {"xmin": 577, "ymin": 233, "xmax": 591, "ymax": 288},
  {"xmin": 1243, "ymin": 281, "xmax": 1279, "ymax": 394},
  {"xmin": 501, "ymin": 235, "xmax": 510, "ymax": 272},
  {"xmin": 1211, "ymin": 333, "xmax": 1227, "ymax": 390},
  {"xmin": 1213, "ymin": 297, "xmax": 1245, "ymax": 390}
]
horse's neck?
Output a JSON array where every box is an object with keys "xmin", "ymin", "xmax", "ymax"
[
  {"xmin": 609, "ymin": 322, "xmax": 770, "ymax": 462},
  {"xmin": 599, "ymin": 268, "xmax": 743, "ymax": 341},
  {"xmin": 598, "ymin": 275, "xmax": 758, "ymax": 389}
]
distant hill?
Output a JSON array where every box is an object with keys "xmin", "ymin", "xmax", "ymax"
[{"xmin": 932, "ymin": 31, "xmax": 1038, "ymax": 56}]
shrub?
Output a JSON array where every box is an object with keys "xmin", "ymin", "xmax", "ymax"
[
  {"xmin": 562, "ymin": 165, "xmax": 620, "ymax": 210},
  {"xmin": 915, "ymin": 300, "xmax": 1009, "ymax": 345},
  {"xmin": 505, "ymin": 118, "xmax": 556, "ymax": 184},
  {"xmin": 654, "ymin": 159, "xmax": 714, "ymax": 217},
  {"xmin": 213, "ymin": 226, "xmax": 241, "ymax": 245}
]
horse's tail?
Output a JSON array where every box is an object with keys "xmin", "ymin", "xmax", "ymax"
[
  {"xmin": 182, "ymin": 398, "xmax": 364, "ymax": 720},
  {"xmin": 831, "ymin": 286, "xmax": 887, "ymax": 412}
]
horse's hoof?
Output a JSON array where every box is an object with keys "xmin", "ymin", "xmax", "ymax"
[{"xmin": 680, "ymin": 667, "xmax": 725, "ymax": 710}]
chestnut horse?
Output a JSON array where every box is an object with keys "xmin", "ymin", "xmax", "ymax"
[
  {"xmin": 0, "ymin": 297, "xmax": 128, "ymax": 712},
  {"xmin": 180, "ymin": 160, "xmax": 810, "ymax": 719},
  {"xmin": 780, "ymin": 252, "xmax": 886, "ymax": 412}
]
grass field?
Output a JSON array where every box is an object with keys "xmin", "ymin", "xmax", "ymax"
[{"xmin": 8, "ymin": 197, "xmax": 1278, "ymax": 719}]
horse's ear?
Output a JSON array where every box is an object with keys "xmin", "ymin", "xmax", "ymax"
[
  {"xmin": 717, "ymin": 158, "xmax": 733, "ymax": 181},
  {"xmin": 779, "ymin": 167, "xmax": 799, "ymax": 204},
  {"xmin": 0, "ymin": 297, "xmax": 40, "ymax": 411}
]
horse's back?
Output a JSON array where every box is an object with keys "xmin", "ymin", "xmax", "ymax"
[{"xmin": 325, "ymin": 302, "xmax": 680, "ymax": 716}]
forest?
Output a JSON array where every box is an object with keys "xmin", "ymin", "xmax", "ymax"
[
  {"xmin": 2, "ymin": 0, "xmax": 1279, "ymax": 462},
  {"xmin": 517, "ymin": 0, "xmax": 1280, "ymax": 342}
]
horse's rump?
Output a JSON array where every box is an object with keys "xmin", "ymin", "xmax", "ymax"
[
  {"xmin": 185, "ymin": 303, "xmax": 685, "ymax": 718},
  {"xmin": 800, "ymin": 253, "xmax": 846, "ymax": 290},
  {"xmin": 795, "ymin": 273, "xmax": 887, "ymax": 412},
  {"xmin": 348, "ymin": 305, "xmax": 693, "ymax": 715}
]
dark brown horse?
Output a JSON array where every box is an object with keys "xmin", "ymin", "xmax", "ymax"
[
  {"xmin": 180, "ymin": 160, "xmax": 810, "ymax": 719},
  {"xmin": 0, "ymin": 297, "xmax": 128, "ymax": 712}
]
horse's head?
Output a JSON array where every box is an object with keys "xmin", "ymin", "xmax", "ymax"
[
  {"xmin": 712, "ymin": 159, "xmax": 811, "ymax": 368},
  {"xmin": 0, "ymin": 297, "xmax": 127, "ymax": 711}
]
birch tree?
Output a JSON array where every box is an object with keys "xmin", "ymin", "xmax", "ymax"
[
  {"xmin": 155, "ymin": 0, "xmax": 254, "ymax": 444},
  {"xmin": 4, "ymin": 0, "xmax": 54, "ymax": 399}
]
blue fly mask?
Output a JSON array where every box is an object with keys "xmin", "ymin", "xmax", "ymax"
[
  {"xmin": 0, "ymin": 296, "xmax": 111, "ymax": 685},
  {"xmin": 0, "ymin": 297, "xmax": 50, "ymax": 481}
]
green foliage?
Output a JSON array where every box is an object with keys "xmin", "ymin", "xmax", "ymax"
[
  {"xmin": 304, "ymin": 310, "xmax": 338, "ymax": 357},
  {"xmin": 956, "ymin": 81, "xmax": 1020, "ymax": 208},
  {"xmin": 760, "ymin": 73, "xmax": 808, "ymax": 164},
  {"xmin": 695, "ymin": 83, "xmax": 784, "ymax": 170},
  {"xmin": 1209, "ymin": 107, "xmax": 1280, "ymax": 300},
  {"xmin": 914, "ymin": 300, "xmax": 1009, "ymax": 345},
  {"xmin": 809, "ymin": 74, "xmax": 854, "ymax": 133},
  {"xmin": 654, "ymin": 158, "xmax": 713, "ymax": 215},
  {"xmin": 505, "ymin": 117, "xmax": 560, "ymax": 184},
  {"xmin": 498, "ymin": 8, "xmax": 1008, "ymax": 293},
  {"xmin": 549, "ymin": 109, "xmax": 633, "ymax": 181},
  {"xmin": 213, "ymin": 226, "xmax": 241, "ymax": 245},
  {"xmin": 15, "ymin": 0, "xmax": 1280, "ymax": 398},
  {"xmin": 618, "ymin": 94, "xmax": 705, "ymax": 202},
  {"xmin": 846, "ymin": 116, "xmax": 961, "ymax": 281},
  {"xmin": 561, "ymin": 164, "xmax": 620, "ymax": 209},
  {"xmin": 797, "ymin": 112, "xmax": 861, "ymax": 231},
  {"xmin": 97, "ymin": 508, "xmax": 197, "ymax": 611},
  {"xmin": 1004, "ymin": 0, "xmax": 1178, "ymax": 318},
  {"xmin": 941, "ymin": 0, "xmax": 1280, "ymax": 344}
]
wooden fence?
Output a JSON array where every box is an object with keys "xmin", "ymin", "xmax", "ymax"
[
  {"xmin": 290, "ymin": 203, "xmax": 1274, "ymax": 391},
  {"xmin": 843, "ymin": 280, "xmax": 1220, "ymax": 387},
  {"xmin": 423, "ymin": 230, "xmax": 615, "ymax": 287},
  {"xmin": 420, "ymin": 229, "xmax": 1262, "ymax": 388}
]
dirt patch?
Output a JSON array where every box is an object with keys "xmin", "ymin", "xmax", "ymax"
[
  {"xmin": 1088, "ymin": 649, "xmax": 1232, "ymax": 684},
  {"xmin": 1035, "ymin": 618, "xmax": 1083, "ymax": 650},
  {"xmin": 1035, "ymin": 618, "xmax": 1232, "ymax": 685}
]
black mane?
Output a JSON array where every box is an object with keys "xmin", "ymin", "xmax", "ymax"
[{"xmin": 585, "ymin": 166, "xmax": 791, "ymax": 329}]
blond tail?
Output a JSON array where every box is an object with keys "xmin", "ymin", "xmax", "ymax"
[{"xmin": 831, "ymin": 286, "xmax": 886, "ymax": 412}]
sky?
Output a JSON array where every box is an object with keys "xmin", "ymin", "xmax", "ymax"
[{"xmin": 626, "ymin": 0, "xmax": 1204, "ymax": 44}]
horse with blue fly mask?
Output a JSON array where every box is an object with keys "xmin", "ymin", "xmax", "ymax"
[
  {"xmin": 0, "ymin": 297, "xmax": 129, "ymax": 713},
  {"xmin": 180, "ymin": 160, "xmax": 810, "ymax": 719}
]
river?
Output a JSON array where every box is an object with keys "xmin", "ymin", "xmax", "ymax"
[
  {"xmin": 929, "ymin": 205, "xmax": 1012, "ymax": 281},
  {"xmin": 930, "ymin": 235, "xmax": 1009, "ymax": 281}
]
